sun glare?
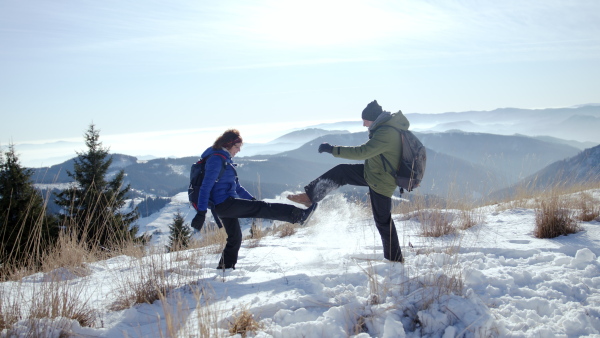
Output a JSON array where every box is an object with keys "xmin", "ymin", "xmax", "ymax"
[{"xmin": 248, "ymin": 0, "xmax": 414, "ymax": 47}]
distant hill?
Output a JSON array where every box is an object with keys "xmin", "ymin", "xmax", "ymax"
[
  {"xmin": 417, "ymin": 131, "xmax": 581, "ymax": 183},
  {"xmin": 241, "ymin": 128, "xmax": 350, "ymax": 157},
  {"xmin": 406, "ymin": 105, "xmax": 600, "ymax": 144},
  {"xmin": 527, "ymin": 136, "xmax": 596, "ymax": 150},
  {"xmin": 31, "ymin": 154, "xmax": 138, "ymax": 184},
  {"xmin": 490, "ymin": 144, "xmax": 600, "ymax": 201}
]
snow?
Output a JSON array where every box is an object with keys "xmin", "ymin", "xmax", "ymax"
[{"xmin": 2, "ymin": 191, "xmax": 600, "ymax": 337}]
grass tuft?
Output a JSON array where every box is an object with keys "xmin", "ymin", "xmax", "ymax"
[
  {"xmin": 534, "ymin": 195, "xmax": 581, "ymax": 238},
  {"xmin": 228, "ymin": 307, "xmax": 263, "ymax": 337}
]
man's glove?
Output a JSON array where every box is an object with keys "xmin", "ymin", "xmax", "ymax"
[
  {"xmin": 318, "ymin": 143, "xmax": 333, "ymax": 154},
  {"xmin": 191, "ymin": 210, "xmax": 206, "ymax": 231}
]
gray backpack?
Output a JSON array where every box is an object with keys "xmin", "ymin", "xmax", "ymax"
[{"xmin": 378, "ymin": 126, "xmax": 427, "ymax": 193}]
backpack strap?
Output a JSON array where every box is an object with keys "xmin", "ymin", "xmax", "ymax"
[
  {"xmin": 212, "ymin": 153, "xmax": 228, "ymax": 182},
  {"xmin": 380, "ymin": 153, "xmax": 397, "ymax": 175}
]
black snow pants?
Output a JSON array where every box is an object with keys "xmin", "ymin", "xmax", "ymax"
[
  {"xmin": 213, "ymin": 197, "xmax": 304, "ymax": 268},
  {"xmin": 304, "ymin": 164, "xmax": 403, "ymax": 262}
]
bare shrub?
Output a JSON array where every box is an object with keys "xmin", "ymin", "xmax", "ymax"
[
  {"xmin": 192, "ymin": 287, "xmax": 222, "ymax": 337},
  {"xmin": 576, "ymin": 192, "xmax": 600, "ymax": 222},
  {"xmin": 28, "ymin": 277, "xmax": 97, "ymax": 328},
  {"xmin": 246, "ymin": 220, "xmax": 265, "ymax": 248},
  {"xmin": 228, "ymin": 307, "xmax": 263, "ymax": 337},
  {"xmin": 418, "ymin": 209, "xmax": 455, "ymax": 237},
  {"xmin": 353, "ymin": 314, "xmax": 370, "ymax": 335},
  {"xmin": 0, "ymin": 273, "xmax": 98, "ymax": 335},
  {"xmin": 274, "ymin": 222, "xmax": 297, "ymax": 238},
  {"xmin": 0, "ymin": 287, "xmax": 21, "ymax": 332},
  {"xmin": 189, "ymin": 222, "xmax": 227, "ymax": 254},
  {"xmin": 534, "ymin": 196, "xmax": 581, "ymax": 238},
  {"xmin": 39, "ymin": 231, "xmax": 94, "ymax": 278},
  {"xmin": 457, "ymin": 207, "xmax": 485, "ymax": 230},
  {"xmin": 109, "ymin": 255, "xmax": 178, "ymax": 311},
  {"xmin": 354, "ymin": 260, "xmax": 387, "ymax": 306}
]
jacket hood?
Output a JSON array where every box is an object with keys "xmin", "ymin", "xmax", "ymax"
[{"xmin": 369, "ymin": 110, "xmax": 411, "ymax": 137}]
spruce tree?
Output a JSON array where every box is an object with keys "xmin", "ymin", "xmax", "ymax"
[
  {"xmin": 167, "ymin": 211, "xmax": 192, "ymax": 252},
  {"xmin": 54, "ymin": 124, "xmax": 141, "ymax": 249},
  {"xmin": 0, "ymin": 144, "xmax": 59, "ymax": 270}
]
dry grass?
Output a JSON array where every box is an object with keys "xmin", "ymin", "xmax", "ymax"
[
  {"xmin": 228, "ymin": 306, "xmax": 264, "ymax": 337},
  {"xmin": 576, "ymin": 191, "xmax": 600, "ymax": 221},
  {"xmin": 273, "ymin": 222, "xmax": 298, "ymax": 238},
  {"xmin": 418, "ymin": 209, "xmax": 456, "ymax": 237},
  {"xmin": 0, "ymin": 192, "xmax": 55, "ymax": 280},
  {"xmin": 393, "ymin": 194, "xmax": 455, "ymax": 237},
  {"xmin": 0, "ymin": 275, "xmax": 97, "ymax": 334},
  {"xmin": 534, "ymin": 194, "xmax": 581, "ymax": 239},
  {"xmin": 108, "ymin": 253, "xmax": 181, "ymax": 311},
  {"xmin": 28, "ymin": 276, "xmax": 97, "ymax": 328},
  {"xmin": 38, "ymin": 231, "xmax": 95, "ymax": 278},
  {"xmin": 0, "ymin": 287, "xmax": 20, "ymax": 332},
  {"xmin": 457, "ymin": 206, "xmax": 485, "ymax": 230},
  {"xmin": 189, "ymin": 222, "xmax": 228, "ymax": 254},
  {"xmin": 246, "ymin": 220, "xmax": 265, "ymax": 248},
  {"xmin": 192, "ymin": 286, "xmax": 223, "ymax": 338}
]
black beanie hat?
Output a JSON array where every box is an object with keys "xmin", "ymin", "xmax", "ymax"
[{"xmin": 361, "ymin": 100, "xmax": 383, "ymax": 121}]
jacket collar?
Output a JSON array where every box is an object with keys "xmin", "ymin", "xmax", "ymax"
[{"xmin": 368, "ymin": 111, "xmax": 392, "ymax": 131}]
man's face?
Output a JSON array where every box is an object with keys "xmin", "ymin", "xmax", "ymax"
[{"xmin": 362, "ymin": 119, "xmax": 373, "ymax": 128}]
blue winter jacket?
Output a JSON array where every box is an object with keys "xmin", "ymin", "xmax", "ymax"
[{"xmin": 196, "ymin": 147, "xmax": 254, "ymax": 211}]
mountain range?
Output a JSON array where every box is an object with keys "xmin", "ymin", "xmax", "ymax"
[
  {"xmin": 31, "ymin": 128, "xmax": 597, "ymax": 206},
  {"xmin": 406, "ymin": 105, "xmax": 600, "ymax": 145}
]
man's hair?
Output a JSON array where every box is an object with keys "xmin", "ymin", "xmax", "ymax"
[{"xmin": 213, "ymin": 129, "xmax": 243, "ymax": 149}]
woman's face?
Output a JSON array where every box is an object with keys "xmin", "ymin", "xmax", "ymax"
[{"xmin": 228, "ymin": 142, "xmax": 242, "ymax": 157}]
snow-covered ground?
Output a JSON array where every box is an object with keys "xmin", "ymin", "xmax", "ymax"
[{"xmin": 2, "ymin": 191, "xmax": 600, "ymax": 337}]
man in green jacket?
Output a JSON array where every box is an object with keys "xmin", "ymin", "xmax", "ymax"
[{"xmin": 288, "ymin": 100, "xmax": 408, "ymax": 263}]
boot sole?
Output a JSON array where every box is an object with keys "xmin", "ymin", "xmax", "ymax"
[{"xmin": 300, "ymin": 203, "xmax": 318, "ymax": 226}]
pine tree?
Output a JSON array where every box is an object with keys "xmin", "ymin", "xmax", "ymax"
[
  {"xmin": 0, "ymin": 144, "xmax": 59, "ymax": 271},
  {"xmin": 167, "ymin": 211, "xmax": 192, "ymax": 252},
  {"xmin": 54, "ymin": 124, "xmax": 141, "ymax": 250}
]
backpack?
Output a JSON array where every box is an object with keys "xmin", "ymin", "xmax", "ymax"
[
  {"xmin": 378, "ymin": 126, "xmax": 427, "ymax": 193},
  {"xmin": 188, "ymin": 153, "xmax": 227, "ymax": 210}
]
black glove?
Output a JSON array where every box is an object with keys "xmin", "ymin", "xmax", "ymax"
[
  {"xmin": 318, "ymin": 143, "xmax": 333, "ymax": 154},
  {"xmin": 191, "ymin": 210, "xmax": 206, "ymax": 231}
]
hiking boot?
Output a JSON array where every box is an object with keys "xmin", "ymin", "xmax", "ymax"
[
  {"xmin": 299, "ymin": 203, "xmax": 318, "ymax": 226},
  {"xmin": 287, "ymin": 192, "xmax": 312, "ymax": 207}
]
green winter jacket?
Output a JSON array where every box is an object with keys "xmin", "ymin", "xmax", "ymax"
[{"xmin": 331, "ymin": 111, "xmax": 410, "ymax": 197}]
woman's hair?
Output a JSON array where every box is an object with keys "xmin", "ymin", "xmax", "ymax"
[{"xmin": 212, "ymin": 129, "xmax": 243, "ymax": 150}]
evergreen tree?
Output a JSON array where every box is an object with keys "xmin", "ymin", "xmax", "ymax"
[
  {"xmin": 54, "ymin": 124, "xmax": 141, "ymax": 249},
  {"xmin": 167, "ymin": 211, "xmax": 192, "ymax": 252},
  {"xmin": 0, "ymin": 144, "xmax": 59, "ymax": 270}
]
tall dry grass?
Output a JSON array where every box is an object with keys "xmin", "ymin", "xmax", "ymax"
[
  {"xmin": 0, "ymin": 189, "xmax": 57, "ymax": 280},
  {"xmin": 534, "ymin": 195, "xmax": 580, "ymax": 238},
  {"xmin": 0, "ymin": 272, "xmax": 97, "ymax": 335},
  {"xmin": 0, "ymin": 189, "xmax": 147, "ymax": 332}
]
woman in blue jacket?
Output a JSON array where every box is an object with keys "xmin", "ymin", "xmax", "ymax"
[{"xmin": 192, "ymin": 129, "xmax": 317, "ymax": 270}]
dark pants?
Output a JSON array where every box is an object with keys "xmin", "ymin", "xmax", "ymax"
[
  {"xmin": 305, "ymin": 164, "xmax": 402, "ymax": 261},
  {"xmin": 213, "ymin": 197, "xmax": 304, "ymax": 268}
]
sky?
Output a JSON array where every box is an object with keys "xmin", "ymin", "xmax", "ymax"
[
  {"xmin": 3, "ymin": 190, "xmax": 600, "ymax": 336},
  {"xmin": 2, "ymin": 1, "xmax": 600, "ymax": 155}
]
